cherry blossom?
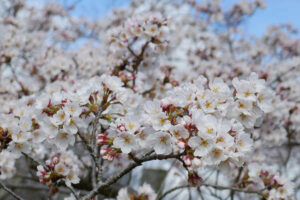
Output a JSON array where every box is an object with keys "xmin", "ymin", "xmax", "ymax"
[{"xmin": 0, "ymin": 0, "xmax": 299, "ymax": 199}]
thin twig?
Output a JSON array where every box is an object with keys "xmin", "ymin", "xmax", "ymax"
[
  {"xmin": 157, "ymin": 183, "xmax": 265, "ymax": 200},
  {"xmin": 67, "ymin": 185, "xmax": 80, "ymax": 200},
  {"xmin": 202, "ymin": 183, "xmax": 265, "ymax": 195},
  {"xmin": 0, "ymin": 181, "xmax": 25, "ymax": 200},
  {"xmin": 157, "ymin": 185, "xmax": 189, "ymax": 200}
]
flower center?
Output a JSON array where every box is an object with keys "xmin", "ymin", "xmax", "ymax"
[
  {"xmin": 212, "ymin": 149, "xmax": 221, "ymax": 157},
  {"xmin": 244, "ymin": 90, "xmax": 251, "ymax": 97},
  {"xmin": 128, "ymin": 122, "xmax": 135, "ymax": 130},
  {"xmin": 124, "ymin": 136, "xmax": 131, "ymax": 143},
  {"xmin": 160, "ymin": 136, "xmax": 167, "ymax": 144}
]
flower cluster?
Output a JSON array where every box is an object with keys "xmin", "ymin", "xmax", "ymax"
[
  {"xmin": 117, "ymin": 183, "xmax": 157, "ymax": 200},
  {"xmin": 37, "ymin": 151, "xmax": 82, "ymax": 188},
  {"xmin": 106, "ymin": 13, "xmax": 169, "ymax": 91},
  {"xmin": 239, "ymin": 163, "xmax": 294, "ymax": 200},
  {"xmin": 0, "ymin": 150, "xmax": 17, "ymax": 180},
  {"xmin": 107, "ymin": 73, "xmax": 273, "ymax": 174}
]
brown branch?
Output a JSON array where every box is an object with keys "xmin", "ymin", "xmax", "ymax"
[
  {"xmin": 77, "ymin": 131, "xmax": 98, "ymax": 165},
  {"xmin": 157, "ymin": 183, "xmax": 265, "ymax": 200},
  {"xmin": 0, "ymin": 181, "xmax": 25, "ymax": 200},
  {"xmin": 81, "ymin": 152, "xmax": 184, "ymax": 200},
  {"xmin": 131, "ymin": 40, "xmax": 150, "ymax": 86},
  {"xmin": 127, "ymin": 46, "xmax": 138, "ymax": 59},
  {"xmin": 230, "ymin": 167, "xmax": 243, "ymax": 200},
  {"xmin": 157, "ymin": 185, "xmax": 190, "ymax": 200},
  {"xmin": 202, "ymin": 183, "xmax": 265, "ymax": 195},
  {"xmin": 67, "ymin": 185, "xmax": 80, "ymax": 200},
  {"xmin": 6, "ymin": 184, "xmax": 71, "ymax": 194},
  {"xmin": 91, "ymin": 105, "xmax": 104, "ymax": 189},
  {"xmin": 8, "ymin": 63, "xmax": 30, "ymax": 97}
]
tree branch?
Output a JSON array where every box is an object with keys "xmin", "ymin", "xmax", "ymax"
[
  {"xmin": 157, "ymin": 183, "xmax": 265, "ymax": 200},
  {"xmin": 0, "ymin": 181, "xmax": 25, "ymax": 200},
  {"xmin": 67, "ymin": 185, "xmax": 80, "ymax": 200},
  {"xmin": 81, "ymin": 152, "xmax": 184, "ymax": 200}
]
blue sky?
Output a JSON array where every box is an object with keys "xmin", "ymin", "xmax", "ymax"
[
  {"xmin": 223, "ymin": 0, "xmax": 300, "ymax": 36},
  {"xmin": 47, "ymin": 0, "xmax": 300, "ymax": 37}
]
